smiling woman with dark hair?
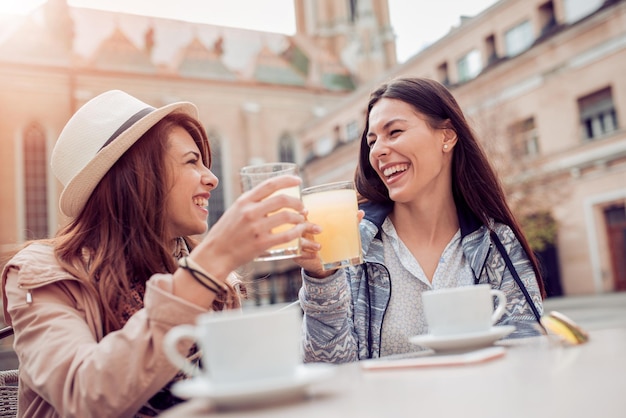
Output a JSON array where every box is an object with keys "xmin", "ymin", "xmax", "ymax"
[{"xmin": 296, "ymin": 77, "xmax": 545, "ymax": 363}]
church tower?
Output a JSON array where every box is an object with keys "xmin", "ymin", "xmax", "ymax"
[{"xmin": 294, "ymin": 0, "xmax": 397, "ymax": 83}]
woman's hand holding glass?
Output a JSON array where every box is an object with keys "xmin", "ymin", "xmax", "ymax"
[
  {"xmin": 192, "ymin": 175, "xmax": 308, "ymax": 277},
  {"xmin": 296, "ymin": 209, "xmax": 365, "ymax": 279}
]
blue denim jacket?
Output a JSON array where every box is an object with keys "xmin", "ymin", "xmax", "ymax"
[{"xmin": 299, "ymin": 201, "xmax": 543, "ymax": 363}]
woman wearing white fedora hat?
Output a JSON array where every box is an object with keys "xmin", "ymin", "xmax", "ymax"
[{"xmin": 1, "ymin": 90, "xmax": 308, "ymax": 417}]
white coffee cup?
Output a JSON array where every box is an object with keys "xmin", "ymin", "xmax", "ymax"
[
  {"xmin": 163, "ymin": 304, "xmax": 302, "ymax": 386},
  {"xmin": 421, "ymin": 284, "xmax": 507, "ymax": 336}
]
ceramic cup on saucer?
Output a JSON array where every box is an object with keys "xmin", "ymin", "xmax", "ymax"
[
  {"xmin": 163, "ymin": 303, "xmax": 302, "ymax": 386},
  {"xmin": 421, "ymin": 284, "xmax": 507, "ymax": 336}
]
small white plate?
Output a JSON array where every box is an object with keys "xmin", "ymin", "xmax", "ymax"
[
  {"xmin": 171, "ymin": 363, "xmax": 336, "ymax": 409},
  {"xmin": 408, "ymin": 325, "xmax": 516, "ymax": 352}
]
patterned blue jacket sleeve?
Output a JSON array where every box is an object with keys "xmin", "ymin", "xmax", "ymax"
[
  {"xmin": 299, "ymin": 269, "xmax": 359, "ymax": 363},
  {"xmin": 489, "ymin": 224, "xmax": 544, "ymax": 338}
]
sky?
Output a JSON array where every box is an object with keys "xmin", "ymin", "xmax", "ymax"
[{"xmin": 0, "ymin": 0, "xmax": 499, "ymax": 63}]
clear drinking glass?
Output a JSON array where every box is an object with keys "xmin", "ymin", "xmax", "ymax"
[
  {"xmin": 240, "ymin": 162, "xmax": 301, "ymax": 261},
  {"xmin": 301, "ymin": 181, "xmax": 363, "ymax": 270}
]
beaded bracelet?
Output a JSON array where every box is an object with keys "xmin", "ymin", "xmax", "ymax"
[{"xmin": 177, "ymin": 257, "xmax": 229, "ymax": 299}]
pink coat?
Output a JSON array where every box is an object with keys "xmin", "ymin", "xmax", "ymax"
[{"xmin": 1, "ymin": 243, "xmax": 210, "ymax": 418}]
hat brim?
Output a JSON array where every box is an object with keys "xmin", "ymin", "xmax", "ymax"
[{"xmin": 59, "ymin": 101, "xmax": 199, "ymax": 218}]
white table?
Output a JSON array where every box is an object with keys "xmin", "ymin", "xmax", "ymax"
[{"xmin": 159, "ymin": 327, "xmax": 626, "ymax": 418}]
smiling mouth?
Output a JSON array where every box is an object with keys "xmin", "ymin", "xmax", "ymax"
[
  {"xmin": 193, "ymin": 197, "xmax": 208, "ymax": 207},
  {"xmin": 382, "ymin": 163, "xmax": 409, "ymax": 180}
]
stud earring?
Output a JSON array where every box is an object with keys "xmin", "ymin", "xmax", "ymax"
[{"xmin": 443, "ymin": 144, "xmax": 448, "ymax": 150}]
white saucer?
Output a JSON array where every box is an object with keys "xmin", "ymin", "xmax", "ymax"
[
  {"xmin": 408, "ymin": 325, "xmax": 516, "ymax": 352},
  {"xmin": 171, "ymin": 363, "xmax": 336, "ymax": 408}
]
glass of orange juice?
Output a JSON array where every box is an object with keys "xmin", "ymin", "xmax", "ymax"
[
  {"xmin": 240, "ymin": 162, "xmax": 301, "ymax": 261},
  {"xmin": 301, "ymin": 181, "xmax": 363, "ymax": 270}
]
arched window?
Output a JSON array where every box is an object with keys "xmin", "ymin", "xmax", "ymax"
[
  {"xmin": 207, "ymin": 130, "xmax": 225, "ymax": 227},
  {"xmin": 349, "ymin": 0, "xmax": 358, "ymax": 23},
  {"xmin": 278, "ymin": 133, "xmax": 295, "ymax": 163},
  {"xmin": 23, "ymin": 123, "xmax": 49, "ymax": 240}
]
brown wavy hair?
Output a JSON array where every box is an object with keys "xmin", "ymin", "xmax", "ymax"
[
  {"xmin": 54, "ymin": 112, "xmax": 211, "ymax": 334},
  {"xmin": 355, "ymin": 77, "xmax": 545, "ymax": 298}
]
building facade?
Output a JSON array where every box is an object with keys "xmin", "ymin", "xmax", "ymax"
[{"xmin": 0, "ymin": 0, "xmax": 624, "ymax": 303}]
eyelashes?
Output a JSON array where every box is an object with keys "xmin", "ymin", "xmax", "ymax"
[{"xmin": 366, "ymin": 130, "xmax": 403, "ymax": 148}]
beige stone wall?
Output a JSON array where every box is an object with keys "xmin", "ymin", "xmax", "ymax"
[{"xmin": 554, "ymin": 167, "xmax": 626, "ymax": 295}]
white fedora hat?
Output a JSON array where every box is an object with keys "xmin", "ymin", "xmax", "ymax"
[{"xmin": 51, "ymin": 90, "xmax": 198, "ymax": 218}]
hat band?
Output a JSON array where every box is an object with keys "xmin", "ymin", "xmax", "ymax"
[{"xmin": 98, "ymin": 106, "xmax": 155, "ymax": 151}]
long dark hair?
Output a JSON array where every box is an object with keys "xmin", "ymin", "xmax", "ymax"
[
  {"xmin": 54, "ymin": 112, "xmax": 211, "ymax": 333},
  {"xmin": 355, "ymin": 77, "xmax": 545, "ymax": 298}
]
